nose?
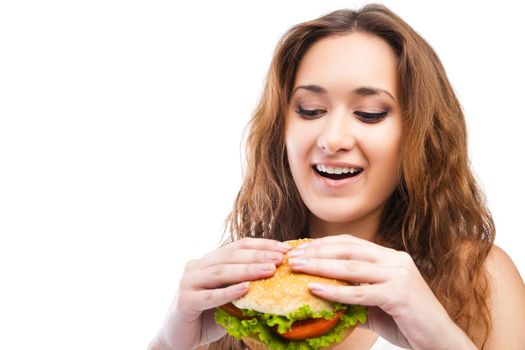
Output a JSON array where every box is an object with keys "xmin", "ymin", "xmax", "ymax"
[{"xmin": 316, "ymin": 110, "xmax": 356, "ymax": 155}]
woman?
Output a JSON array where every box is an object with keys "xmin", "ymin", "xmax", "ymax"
[{"xmin": 149, "ymin": 4, "xmax": 525, "ymax": 350}]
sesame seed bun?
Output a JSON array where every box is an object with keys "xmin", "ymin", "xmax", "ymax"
[{"xmin": 232, "ymin": 239, "xmax": 352, "ymax": 315}]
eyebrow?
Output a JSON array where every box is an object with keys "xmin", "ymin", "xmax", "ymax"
[{"xmin": 291, "ymin": 84, "xmax": 397, "ymax": 102}]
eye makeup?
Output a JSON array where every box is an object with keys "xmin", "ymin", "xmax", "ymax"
[{"xmin": 295, "ymin": 105, "xmax": 389, "ymax": 123}]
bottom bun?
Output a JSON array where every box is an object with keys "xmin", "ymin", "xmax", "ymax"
[{"xmin": 241, "ymin": 325, "xmax": 356, "ymax": 350}]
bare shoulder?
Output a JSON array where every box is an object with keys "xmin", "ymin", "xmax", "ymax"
[
  {"xmin": 484, "ymin": 244, "xmax": 525, "ymax": 349},
  {"xmin": 485, "ymin": 244, "xmax": 524, "ymax": 288}
]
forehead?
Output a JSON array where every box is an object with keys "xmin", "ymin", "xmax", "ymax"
[{"xmin": 293, "ymin": 32, "xmax": 399, "ymax": 99}]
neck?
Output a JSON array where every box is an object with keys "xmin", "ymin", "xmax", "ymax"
[{"xmin": 306, "ymin": 205, "xmax": 384, "ymax": 243}]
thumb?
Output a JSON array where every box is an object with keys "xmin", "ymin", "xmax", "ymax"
[
  {"xmin": 361, "ymin": 306, "xmax": 391, "ymax": 334},
  {"xmin": 362, "ymin": 306, "xmax": 412, "ymax": 348}
]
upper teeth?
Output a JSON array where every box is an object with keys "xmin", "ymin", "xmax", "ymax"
[{"xmin": 316, "ymin": 164, "xmax": 362, "ymax": 174}]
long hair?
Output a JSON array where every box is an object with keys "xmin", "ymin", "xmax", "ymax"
[{"xmin": 207, "ymin": 3, "xmax": 495, "ymax": 349}]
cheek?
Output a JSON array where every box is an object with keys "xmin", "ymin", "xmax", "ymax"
[
  {"xmin": 285, "ymin": 132, "xmax": 299, "ymax": 170},
  {"xmin": 285, "ymin": 122, "xmax": 314, "ymax": 170},
  {"xmin": 363, "ymin": 124, "xmax": 402, "ymax": 183}
]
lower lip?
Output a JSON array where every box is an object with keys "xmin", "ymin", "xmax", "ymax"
[{"xmin": 313, "ymin": 168, "xmax": 363, "ymax": 189}]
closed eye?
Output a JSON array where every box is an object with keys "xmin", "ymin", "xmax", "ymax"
[
  {"xmin": 296, "ymin": 105, "xmax": 388, "ymax": 123},
  {"xmin": 296, "ymin": 106, "xmax": 325, "ymax": 118},
  {"xmin": 354, "ymin": 110, "xmax": 388, "ymax": 122}
]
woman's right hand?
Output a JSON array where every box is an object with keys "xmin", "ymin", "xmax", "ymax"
[{"xmin": 150, "ymin": 237, "xmax": 291, "ymax": 350}]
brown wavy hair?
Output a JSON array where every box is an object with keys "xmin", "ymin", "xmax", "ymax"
[{"xmin": 206, "ymin": 3, "xmax": 495, "ymax": 349}]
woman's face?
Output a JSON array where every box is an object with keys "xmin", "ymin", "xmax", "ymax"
[{"xmin": 285, "ymin": 32, "xmax": 402, "ymax": 238}]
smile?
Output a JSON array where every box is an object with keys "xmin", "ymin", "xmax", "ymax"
[{"xmin": 312, "ymin": 165, "xmax": 363, "ymax": 180}]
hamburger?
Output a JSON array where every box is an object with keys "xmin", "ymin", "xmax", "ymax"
[{"xmin": 215, "ymin": 239, "xmax": 367, "ymax": 350}]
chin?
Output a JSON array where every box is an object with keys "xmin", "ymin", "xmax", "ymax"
[{"xmin": 307, "ymin": 201, "xmax": 366, "ymax": 224}]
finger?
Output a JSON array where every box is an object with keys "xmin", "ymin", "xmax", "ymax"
[
  {"xmin": 230, "ymin": 237, "xmax": 292, "ymax": 253},
  {"xmin": 300, "ymin": 234, "xmax": 371, "ymax": 249},
  {"xmin": 307, "ymin": 283, "xmax": 383, "ymax": 307},
  {"xmin": 200, "ymin": 249, "xmax": 285, "ymax": 269},
  {"xmin": 190, "ymin": 262, "xmax": 278, "ymax": 289},
  {"xmin": 289, "ymin": 258, "xmax": 391, "ymax": 283},
  {"xmin": 289, "ymin": 241, "xmax": 387, "ymax": 263},
  {"xmin": 187, "ymin": 282, "xmax": 251, "ymax": 312},
  {"xmin": 195, "ymin": 238, "xmax": 290, "ymax": 270}
]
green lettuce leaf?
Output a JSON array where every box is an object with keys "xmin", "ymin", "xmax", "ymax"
[
  {"xmin": 214, "ymin": 304, "xmax": 367, "ymax": 350},
  {"xmin": 239, "ymin": 303, "xmax": 347, "ymax": 334}
]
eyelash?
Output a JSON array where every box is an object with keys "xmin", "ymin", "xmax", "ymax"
[{"xmin": 295, "ymin": 106, "xmax": 388, "ymax": 122}]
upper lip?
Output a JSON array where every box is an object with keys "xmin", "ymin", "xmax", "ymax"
[{"xmin": 311, "ymin": 161, "xmax": 364, "ymax": 169}]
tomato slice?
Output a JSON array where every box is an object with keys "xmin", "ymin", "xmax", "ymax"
[
  {"xmin": 221, "ymin": 303, "xmax": 345, "ymax": 340},
  {"xmin": 277, "ymin": 310, "xmax": 344, "ymax": 340}
]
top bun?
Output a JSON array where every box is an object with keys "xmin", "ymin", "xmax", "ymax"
[{"xmin": 232, "ymin": 239, "xmax": 351, "ymax": 315}]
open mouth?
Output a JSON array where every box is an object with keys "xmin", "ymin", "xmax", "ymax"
[{"xmin": 312, "ymin": 165, "xmax": 363, "ymax": 180}]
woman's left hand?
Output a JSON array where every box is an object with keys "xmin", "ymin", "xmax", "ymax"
[{"xmin": 288, "ymin": 234, "xmax": 471, "ymax": 350}]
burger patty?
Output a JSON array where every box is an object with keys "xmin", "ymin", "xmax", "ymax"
[
  {"xmin": 221, "ymin": 302, "xmax": 252, "ymax": 320},
  {"xmin": 221, "ymin": 303, "xmax": 344, "ymax": 340}
]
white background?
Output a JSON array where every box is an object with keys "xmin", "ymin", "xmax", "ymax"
[{"xmin": 1, "ymin": 1, "xmax": 523, "ymax": 349}]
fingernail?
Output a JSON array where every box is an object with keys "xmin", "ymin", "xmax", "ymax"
[
  {"xmin": 288, "ymin": 249, "xmax": 305, "ymax": 257},
  {"xmin": 259, "ymin": 263, "xmax": 276, "ymax": 272},
  {"xmin": 288, "ymin": 258, "xmax": 308, "ymax": 267},
  {"xmin": 277, "ymin": 242, "xmax": 292, "ymax": 252},
  {"xmin": 237, "ymin": 282, "xmax": 250, "ymax": 291},
  {"xmin": 308, "ymin": 283, "xmax": 326, "ymax": 292},
  {"xmin": 266, "ymin": 252, "xmax": 283, "ymax": 262}
]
